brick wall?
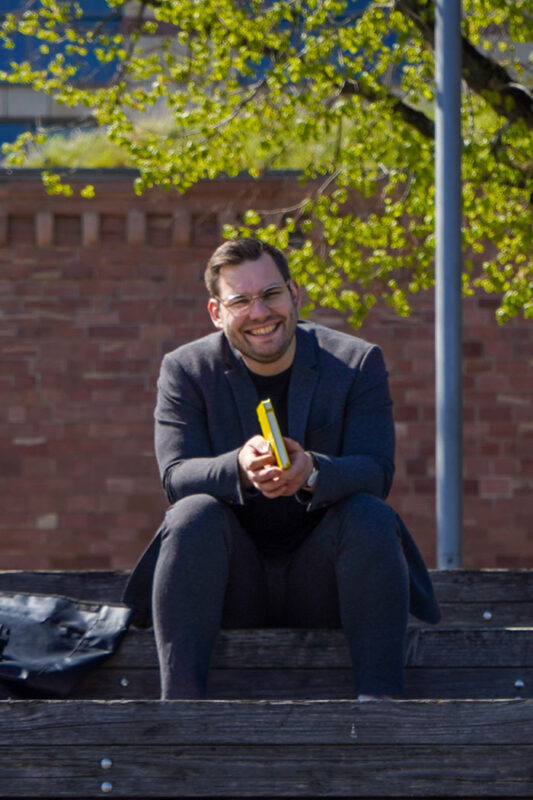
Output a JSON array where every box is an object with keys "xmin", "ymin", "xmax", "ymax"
[{"xmin": 1, "ymin": 170, "xmax": 531, "ymax": 570}]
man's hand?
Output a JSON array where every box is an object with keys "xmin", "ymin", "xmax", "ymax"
[
  {"xmin": 238, "ymin": 435, "xmax": 276, "ymax": 491},
  {"xmin": 238, "ymin": 435, "xmax": 315, "ymax": 498}
]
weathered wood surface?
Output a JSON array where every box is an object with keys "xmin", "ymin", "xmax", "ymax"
[
  {"xmin": 73, "ymin": 626, "xmax": 533, "ymax": 669},
  {"xmin": 0, "ymin": 569, "xmax": 532, "ymax": 627},
  {"xmin": 1, "ymin": 700, "xmax": 533, "ymax": 797},
  {"xmin": 1, "ymin": 570, "xmax": 532, "ymax": 798},
  {"xmin": 3, "ymin": 744, "xmax": 532, "ymax": 797},
  {"xmin": 74, "ymin": 665, "xmax": 533, "ymax": 701},
  {"xmin": 4, "ymin": 698, "xmax": 533, "ymax": 744},
  {"xmin": 66, "ymin": 627, "xmax": 532, "ymax": 700},
  {"xmin": 1, "ymin": 626, "xmax": 530, "ymax": 700},
  {"xmin": 1, "ymin": 570, "xmax": 532, "ymax": 701}
]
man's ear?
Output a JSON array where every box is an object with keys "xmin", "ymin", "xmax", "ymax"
[
  {"xmin": 288, "ymin": 279, "xmax": 301, "ymax": 310},
  {"xmin": 207, "ymin": 297, "xmax": 224, "ymax": 329}
]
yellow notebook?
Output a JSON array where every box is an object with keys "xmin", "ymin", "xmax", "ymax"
[{"xmin": 256, "ymin": 398, "xmax": 291, "ymax": 469}]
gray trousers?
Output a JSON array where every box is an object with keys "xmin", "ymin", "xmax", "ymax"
[{"xmin": 152, "ymin": 492, "xmax": 409, "ymax": 699}]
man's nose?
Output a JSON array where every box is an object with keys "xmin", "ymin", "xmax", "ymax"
[{"xmin": 247, "ymin": 296, "xmax": 271, "ymax": 316}]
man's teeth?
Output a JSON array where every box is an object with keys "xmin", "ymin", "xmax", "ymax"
[{"xmin": 250, "ymin": 324, "xmax": 277, "ymax": 335}]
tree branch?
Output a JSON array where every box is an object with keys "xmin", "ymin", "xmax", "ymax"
[
  {"xmin": 395, "ymin": 0, "xmax": 533, "ymax": 129},
  {"xmin": 341, "ymin": 79, "xmax": 435, "ymax": 140}
]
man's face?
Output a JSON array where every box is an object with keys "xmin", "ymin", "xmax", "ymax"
[{"xmin": 207, "ymin": 252, "xmax": 300, "ymax": 375}]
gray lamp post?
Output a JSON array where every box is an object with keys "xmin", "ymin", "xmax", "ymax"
[{"xmin": 435, "ymin": 0, "xmax": 463, "ymax": 568}]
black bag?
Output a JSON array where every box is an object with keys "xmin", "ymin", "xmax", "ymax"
[{"xmin": 0, "ymin": 592, "xmax": 131, "ymax": 697}]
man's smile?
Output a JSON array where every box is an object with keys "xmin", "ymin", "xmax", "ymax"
[{"xmin": 246, "ymin": 322, "xmax": 280, "ymax": 337}]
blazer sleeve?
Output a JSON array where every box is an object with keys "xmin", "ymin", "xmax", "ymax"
[
  {"xmin": 303, "ymin": 344, "xmax": 396, "ymax": 510},
  {"xmin": 154, "ymin": 354, "xmax": 247, "ymax": 506}
]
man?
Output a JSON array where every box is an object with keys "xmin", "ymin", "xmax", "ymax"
[{"xmin": 124, "ymin": 237, "xmax": 440, "ymax": 700}]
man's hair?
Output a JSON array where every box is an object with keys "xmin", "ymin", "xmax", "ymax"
[{"xmin": 204, "ymin": 238, "xmax": 290, "ymax": 297}]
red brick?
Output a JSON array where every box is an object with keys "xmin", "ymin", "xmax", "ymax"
[
  {"xmin": 100, "ymin": 214, "xmax": 127, "ymax": 245},
  {"xmin": 479, "ymin": 406, "xmax": 512, "ymax": 423},
  {"xmin": 491, "ymin": 457, "xmax": 521, "ymax": 475},
  {"xmin": 394, "ymin": 406, "xmax": 420, "ymax": 422},
  {"xmin": 462, "ymin": 341, "xmax": 484, "ymax": 358},
  {"xmin": 88, "ymin": 325, "xmax": 141, "ymax": 339},
  {"xmin": 54, "ymin": 215, "xmax": 82, "ymax": 247},
  {"xmin": 479, "ymin": 477, "xmax": 513, "ymax": 499},
  {"xmin": 478, "ymin": 297, "xmax": 500, "ymax": 310},
  {"xmin": 8, "ymin": 215, "xmax": 35, "ymax": 245},
  {"xmin": 51, "ymin": 553, "xmax": 112, "ymax": 569},
  {"xmin": 522, "ymin": 460, "xmax": 533, "ymax": 477},
  {"xmin": 479, "ymin": 441, "xmax": 501, "ymax": 456},
  {"xmin": 411, "ymin": 477, "xmax": 435, "ymax": 493},
  {"xmin": 465, "ymin": 359, "xmax": 492, "ymax": 374}
]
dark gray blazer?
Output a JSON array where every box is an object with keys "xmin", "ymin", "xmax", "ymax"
[{"xmin": 124, "ymin": 321, "xmax": 441, "ymax": 627}]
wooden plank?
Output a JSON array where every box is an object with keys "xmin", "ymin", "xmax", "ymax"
[
  {"xmin": 403, "ymin": 668, "xmax": 532, "ymax": 700},
  {"xmin": 209, "ymin": 667, "xmax": 533, "ymax": 701},
  {"xmin": 78, "ymin": 666, "xmax": 531, "ymax": 702},
  {"xmin": 101, "ymin": 627, "xmax": 533, "ymax": 670},
  {"xmin": 1, "ymin": 743, "xmax": 533, "ymax": 796},
  {"xmin": 1, "ymin": 701, "xmax": 533, "ymax": 797},
  {"xmin": 2, "ymin": 699, "xmax": 533, "ymax": 746},
  {"xmin": 0, "ymin": 569, "xmax": 532, "ymax": 604},
  {"xmin": 405, "ymin": 628, "xmax": 533, "ymax": 668},
  {"xmin": 5, "ymin": 664, "xmax": 532, "ymax": 701},
  {"xmin": 1, "ymin": 571, "xmax": 532, "ymax": 634},
  {"xmin": 414, "ymin": 603, "xmax": 533, "ymax": 628},
  {"xmin": 430, "ymin": 570, "xmax": 533, "ymax": 602},
  {"xmin": 2, "ymin": 628, "xmax": 531, "ymax": 701}
]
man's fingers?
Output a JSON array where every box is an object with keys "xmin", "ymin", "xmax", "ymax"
[
  {"xmin": 256, "ymin": 471, "xmax": 301, "ymax": 497},
  {"xmin": 283, "ymin": 436, "xmax": 305, "ymax": 455},
  {"xmin": 248, "ymin": 452, "xmax": 276, "ymax": 471},
  {"xmin": 244, "ymin": 435, "xmax": 308, "ymax": 497},
  {"xmin": 248, "ymin": 435, "xmax": 272, "ymax": 455},
  {"xmin": 252, "ymin": 465, "xmax": 282, "ymax": 486},
  {"xmin": 261, "ymin": 483, "xmax": 296, "ymax": 498}
]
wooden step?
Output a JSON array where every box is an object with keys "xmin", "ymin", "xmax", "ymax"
[
  {"xmin": 1, "ymin": 570, "xmax": 532, "ymax": 799},
  {"xmin": 70, "ymin": 626, "xmax": 532, "ymax": 700},
  {"xmin": 1, "ymin": 568, "xmax": 532, "ymax": 627},
  {"xmin": 1, "ymin": 570, "xmax": 532, "ymax": 701},
  {"xmin": 1, "ymin": 699, "xmax": 532, "ymax": 798}
]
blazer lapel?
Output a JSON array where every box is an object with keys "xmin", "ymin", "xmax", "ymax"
[
  {"xmin": 288, "ymin": 325, "xmax": 319, "ymax": 445},
  {"xmin": 223, "ymin": 340, "xmax": 262, "ymax": 442}
]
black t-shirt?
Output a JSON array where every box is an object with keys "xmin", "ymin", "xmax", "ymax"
[
  {"xmin": 249, "ymin": 366, "xmax": 291, "ymax": 433},
  {"xmin": 233, "ymin": 366, "xmax": 325, "ymax": 554}
]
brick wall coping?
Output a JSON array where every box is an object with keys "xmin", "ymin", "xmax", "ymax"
[{"xmin": 0, "ymin": 167, "xmax": 303, "ymax": 182}]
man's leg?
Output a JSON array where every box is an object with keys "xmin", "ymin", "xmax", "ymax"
[
  {"xmin": 284, "ymin": 493, "xmax": 409, "ymax": 697},
  {"xmin": 152, "ymin": 494, "xmax": 268, "ymax": 699}
]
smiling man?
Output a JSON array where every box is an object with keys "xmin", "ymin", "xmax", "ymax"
[{"xmin": 124, "ymin": 237, "xmax": 440, "ymax": 700}]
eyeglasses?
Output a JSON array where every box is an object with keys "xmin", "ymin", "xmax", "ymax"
[{"xmin": 215, "ymin": 281, "xmax": 291, "ymax": 317}]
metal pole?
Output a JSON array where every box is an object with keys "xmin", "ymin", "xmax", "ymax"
[{"xmin": 435, "ymin": 0, "xmax": 463, "ymax": 568}]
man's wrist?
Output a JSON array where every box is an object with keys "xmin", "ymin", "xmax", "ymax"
[
  {"xmin": 303, "ymin": 453, "xmax": 319, "ymax": 490},
  {"xmin": 237, "ymin": 449, "xmax": 253, "ymax": 490}
]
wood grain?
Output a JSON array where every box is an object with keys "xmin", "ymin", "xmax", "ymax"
[{"xmin": 1, "ymin": 742, "xmax": 533, "ymax": 796}]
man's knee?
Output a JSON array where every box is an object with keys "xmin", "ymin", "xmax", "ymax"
[
  {"xmin": 161, "ymin": 494, "xmax": 230, "ymax": 548},
  {"xmin": 334, "ymin": 493, "xmax": 399, "ymax": 551},
  {"xmin": 337, "ymin": 492, "xmax": 395, "ymax": 524}
]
